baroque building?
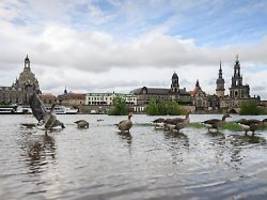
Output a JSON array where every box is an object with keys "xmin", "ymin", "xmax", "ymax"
[
  {"xmin": 131, "ymin": 72, "xmax": 192, "ymax": 108},
  {"xmin": 0, "ymin": 55, "xmax": 41, "ymax": 105}
]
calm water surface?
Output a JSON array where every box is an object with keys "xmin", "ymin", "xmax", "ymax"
[{"xmin": 1, "ymin": 114, "xmax": 267, "ymax": 200}]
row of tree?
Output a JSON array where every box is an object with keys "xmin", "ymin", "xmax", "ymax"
[{"xmin": 108, "ymin": 97, "xmax": 186, "ymax": 115}]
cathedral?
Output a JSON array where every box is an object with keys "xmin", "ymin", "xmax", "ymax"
[
  {"xmin": 0, "ymin": 55, "xmax": 41, "ymax": 105},
  {"xmin": 214, "ymin": 56, "xmax": 260, "ymax": 111}
]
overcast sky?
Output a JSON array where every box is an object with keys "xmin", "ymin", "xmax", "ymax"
[{"xmin": 0, "ymin": 0, "xmax": 267, "ymax": 98}]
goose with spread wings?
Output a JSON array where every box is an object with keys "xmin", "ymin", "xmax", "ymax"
[{"xmin": 29, "ymin": 93, "xmax": 65, "ymax": 135}]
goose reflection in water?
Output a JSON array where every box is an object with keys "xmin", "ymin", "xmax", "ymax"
[
  {"xmin": 20, "ymin": 134, "xmax": 56, "ymax": 174},
  {"xmin": 163, "ymin": 131, "xmax": 189, "ymax": 164}
]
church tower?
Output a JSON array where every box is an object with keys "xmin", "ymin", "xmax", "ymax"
[
  {"xmin": 231, "ymin": 55, "xmax": 243, "ymax": 87},
  {"xmin": 216, "ymin": 61, "xmax": 225, "ymax": 97},
  {"xmin": 171, "ymin": 72, "xmax": 179, "ymax": 93},
  {"xmin": 229, "ymin": 55, "xmax": 250, "ymax": 99}
]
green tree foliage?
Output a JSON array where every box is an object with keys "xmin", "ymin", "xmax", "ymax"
[
  {"xmin": 108, "ymin": 96, "xmax": 128, "ymax": 115},
  {"xmin": 145, "ymin": 98, "xmax": 186, "ymax": 115},
  {"xmin": 239, "ymin": 101, "xmax": 264, "ymax": 115}
]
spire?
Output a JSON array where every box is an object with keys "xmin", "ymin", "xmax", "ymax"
[
  {"xmin": 64, "ymin": 86, "xmax": 68, "ymax": 94},
  {"xmin": 235, "ymin": 54, "xmax": 239, "ymax": 62},
  {"xmin": 219, "ymin": 60, "xmax": 222, "ymax": 79},
  {"xmin": 196, "ymin": 79, "xmax": 200, "ymax": 87}
]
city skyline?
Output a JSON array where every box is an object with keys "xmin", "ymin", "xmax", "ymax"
[{"xmin": 0, "ymin": 0, "xmax": 267, "ymax": 97}]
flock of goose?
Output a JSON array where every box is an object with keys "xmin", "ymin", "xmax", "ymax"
[
  {"xmin": 21, "ymin": 93, "xmax": 267, "ymax": 137},
  {"xmin": 153, "ymin": 113, "xmax": 267, "ymax": 137}
]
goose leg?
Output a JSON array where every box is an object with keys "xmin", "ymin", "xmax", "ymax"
[
  {"xmin": 244, "ymin": 130, "xmax": 248, "ymax": 136},
  {"xmin": 252, "ymin": 130, "xmax": 255, "ymax": 137}
]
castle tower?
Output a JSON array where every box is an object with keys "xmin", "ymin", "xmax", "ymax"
[
  {"xmin": 229, "ymin": 55, "xmax": 250, "ymax": 99},
  {"xmin": 171, "ymin": 72, "xmax": 179, "ymax": 93},
  {"xmin": 216, "ymin": 60, "xmax": 225, "ymax": 97}
]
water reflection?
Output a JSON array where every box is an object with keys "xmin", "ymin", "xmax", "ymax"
[
  {"xmin": 19, "ymin": 133, "xmax": 56, "ymax": 174},
  {"xmin": 116, "ymin": 131, "xmax": 132, "ymax": 155},
  {"xmin": 162, "ymin": 131, "xmax": 189, "ymax": 164}
]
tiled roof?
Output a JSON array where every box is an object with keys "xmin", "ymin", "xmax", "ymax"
[
  {"xmin": 58, "ymin": 92, "xmax": 86, "ymax": 100},
  {"xmin": 131, "ymin": 87, "xmax": 170, "ymax": 95}
]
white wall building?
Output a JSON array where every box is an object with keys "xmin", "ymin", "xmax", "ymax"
[{"xmin": 85, "ymin": 92, "xmax": 137, "ymax": 106}]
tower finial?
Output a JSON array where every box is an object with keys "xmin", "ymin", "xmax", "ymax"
[
  {"xmin": 196, "ymin": 79, "xmax": 199, "ymax": 87},
  {"xmin": 236, "ymin": 54, "xmax": 239, "ymax": 61},
  {"xmin": 24, "ymin": 54, "xmax": 30, "ymax": 69},
  {"xmin": 64, "ymin": 86, "xmax": 68, "ymax": 94}
]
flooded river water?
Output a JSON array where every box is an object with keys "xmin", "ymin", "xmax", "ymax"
[{"xmin": 1, "ymin": 114, "xmax": 267, "ymax": 200}]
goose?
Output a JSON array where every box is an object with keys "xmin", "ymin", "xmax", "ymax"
[
  {"xmin": 164, "ymin": 112, "xmax": 190, "ymax": 132},
  {"xmin": 152, "ymin": 118, "xmax": 166, "ymax": 129},
  {"xmin": 262, "ymin": 118, "xmax": 267, "ymax": 125},
  {"xmin": 202, "ymin": 113, "xmax": 231, "ymax": 133},
  {"xmin": 115, "ymin": 113, "xmax": 133, "ymax": 133},
  {"xmin": 74, "ymin": 120, "xmax": 89, "ymax": 129},
  {"xmin": 29, "ymin": 93, "xmax": 65, "ymax": 135},
  {"xmin": 236, "ymin": 119, "xmax": 262, "ymax": 136}
]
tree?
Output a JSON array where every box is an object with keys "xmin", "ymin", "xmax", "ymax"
[
  {"xmin": 145, "ymin": 98, "xmax": 186, "ymax": 115},
  {"xmin": 239, "ymin": 101, "xmax": 263, "ymax": 115},
  {"xmin": 108, "ymin": 96, "xmax": 128, "ymax": 115}
]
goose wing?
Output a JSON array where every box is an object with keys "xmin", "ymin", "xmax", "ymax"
[
  {"xmin": 203, "ymin": 119, "xmax": 220, "ymax": 125},
  {"xmin": 29, "ymin": 93, "xmax": 47, "ymax": 122},
  {"xmin": 153, "ymin": 118, "xmax": 165, "ymax": 123}
]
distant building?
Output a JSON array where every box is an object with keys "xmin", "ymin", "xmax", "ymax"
[
  {"xmin": 191, "ymin": 80, "xmax": 208, "ymax": 111},
  {"xmin": 85, "ymin": 92, "xmax": 137, "ymax": 106},
  {"xmin": 39, "ymin": 93, "xmax": 57, "ymax": 105},
  {"xmin": 57, "ymin": 88, "xmax": 85, "ymax": 106},
  {"xmin": 0, "ymin": 55, "xmax": 41, "ymax": 105},
  {"xmin": 214, "ymin": 56, "xmax": 260, "ymax": 112},
  {"xmin": 131, "ymin": 72, "xmax": 192, "ymax": 109}
]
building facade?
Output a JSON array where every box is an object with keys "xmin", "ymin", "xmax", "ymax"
[
  {"xmin": 39, "ymin": 93, "xmax": 57, "ymax": 105},
  {"xmin": 131, "ymin": 72, "xmax": 192, "ymax": 107},
  {"xmin": 191, "ymin": 80, "xmax": 209, "ymax": 111},
  {"xmin": 0, "ymin": 55, "xmax": 41, "ymax": 105},
  {"xmin": 85, "ymin": 92, "xmax": 137, "ymax": 106},
  {"xmin": 57, "ymin": 89, "xmax": 86, "ymax": 107}
]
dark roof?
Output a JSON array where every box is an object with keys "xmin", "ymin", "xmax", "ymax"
[
  {"xmin": 131, "ymin": 87, "xmax": 170, "ymax": 95},
  {"xmin": 58, "ymin": 92, "xmax": 86, "ymax": 100}
]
